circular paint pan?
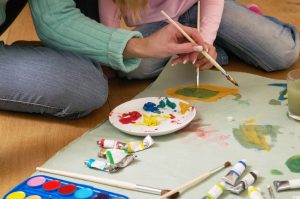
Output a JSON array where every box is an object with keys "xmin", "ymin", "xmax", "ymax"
[
  {"xmin": 26, "ymin": 176, "xmax": 47, "ymax": 187},
  {"xmin": 24, "ymin": 196, "xmax": 42, "ymax": 199},
  {"xmin": 92, "ymin": 193, "xmax": 109, "ymax": 199},
  {"xmin": 58, "ymin": 184, "xmax": 77, "ymax": 195},
  {"xmin": 74, "ymin": 188, "xmax": 94, "ymax": 199},
  {"xmin": 42, "ymin": 180, "xmax": 62, "ymax": 191},
  {"xmin": 5, "ymin": 191, "xmax": 26, "ymax": 199}
]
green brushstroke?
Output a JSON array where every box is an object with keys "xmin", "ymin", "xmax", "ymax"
[
  {"xmin": 233, "ymin": 125, "xmax": 281, "ymax": 151},
  {"xmin": 271, "ymin": 169, "xmax": 283, "ymax": 175},
  {"xmin": 269, "ymin": 99, "xmax": 281, "ymax": 105},
  {"xmin": 175, "ymin": 88, "xmax": 219, "ymax": 98},
  {"xmin": 286, "ymin": 155, "xmax": 300, "ymax": 173},
  {"xmin": 233, "ymin": 94, "xmax": 250, "ymax": 105}
]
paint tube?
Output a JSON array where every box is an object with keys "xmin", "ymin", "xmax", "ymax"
[
  {"xmin": 248, "ymin": 186, "xmax": 264, "ymax": 199},
  {"xmin": 202, "ymin": 182, "xmax": 226, "ymax": 199},
  {"xmin": 126, "ymin": 135, "xmax": 154, "ymax": 153},
  {"xmin": 97, "ymin": 135, "xmax": 155, "ymax": 153},
  {"xmin": 97, "ymin": 139, "xmax": 126, "ymax": 150},
  {"xmin": 273, "ymin": 179, "xmax": 300, "ymax": 192},
  {"xmin": 222, "ymin": 159, "xmax": 247, "ymax": 186},
  {"xmin": 228, "ymin": 170, "xmax": 259, "ymax": 194}
]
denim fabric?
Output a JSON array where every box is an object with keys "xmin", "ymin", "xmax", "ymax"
[
  {"xmin": 0, "ymin": 42, "xmax": 108, "ymax": 119},
  {"xmin": 124, "ymin": 0, "xmax": 299, "ymax": 79}
]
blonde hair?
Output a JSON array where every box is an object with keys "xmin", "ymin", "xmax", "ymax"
[{"xmin": 114, "ymin": 0, "xmax": 148, "ymax": 22}]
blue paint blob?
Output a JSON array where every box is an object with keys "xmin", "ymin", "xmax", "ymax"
[
  {"xmin": 269, "ymin": 83, "xmax": 287, "ymax": 101},
  {"xmin": 74, "ymin": 188, "xmax": 94, "ymax": 199},
  {"xmin": 143, "ymin": 102, "xmax": 161, "ymax": 113}
]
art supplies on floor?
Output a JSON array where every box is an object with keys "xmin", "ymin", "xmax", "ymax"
[{"xmin": 3, "ymin": 175, "xmax": 129, "ymax": 199}]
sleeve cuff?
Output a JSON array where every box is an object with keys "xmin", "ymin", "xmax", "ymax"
[{"xmin": 107, "ymin": 28, "xmax": 143, "ymax": 72}]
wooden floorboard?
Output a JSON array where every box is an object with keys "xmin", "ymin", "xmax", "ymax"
[{"xmin": 0, "ymin": 1, "xmax": 300, "ymax": 196}]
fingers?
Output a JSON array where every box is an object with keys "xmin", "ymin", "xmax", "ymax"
[{"xmin": 180, "ymin": 25, "xmax": 205, "ymax": 46}]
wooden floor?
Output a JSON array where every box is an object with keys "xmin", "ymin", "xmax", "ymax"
[{"xmin": 0, "ymin": 1, "xmax": 299, "ymax": 196}]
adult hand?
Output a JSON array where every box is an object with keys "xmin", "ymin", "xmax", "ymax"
[
  {"xmin": 123, "ymin": 23, "xmax": 205, "ymax": 61},
  {"xmin": 194, "ymin": 43, "xmax": 217, "ymax": 70}
]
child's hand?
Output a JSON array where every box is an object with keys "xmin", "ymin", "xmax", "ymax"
[{"xmin": 194, "ymin": 43, "xmax": 217, "ymax": 70}]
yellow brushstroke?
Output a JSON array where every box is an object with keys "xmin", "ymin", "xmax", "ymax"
[
  {"xmin": 167, "ymin": 84, "xmax": 239, "ymax": 102},
  {"xmin": 284, "ymin": 93, "xmax": 288, "ymax": 98},
  {"xmin": 179, "ymin": 102, "xmax": 192, "ymax": 114},
  {"xmin": 241, "ymin": 125, "xmax": 270, "ymax": 151},
  {"xmin": 135, "ymin": 114, "xmax": 171, "ymax": 127},
  {"xmin": 244, "ymin": 118, "xmax": 256, "ymax": 124}
]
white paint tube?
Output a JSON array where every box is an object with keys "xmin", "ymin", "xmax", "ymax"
[
  {"xmin": 248, "ymin": 186, "xmax": 264, "ymax": 199},
  {"xmin": 274, "ymin": 179, "xmax": 300, "ymax": 192},
  {"xmin": 202, "ymin": 182, "xmax": 226, "ymax": 199},
  {"xmin": 228, "ymin": 170, "xmax": 259, "ymax": 194},
  {"xmin": 222, "ymin": 159, "xmax": 247, "ymax": 186}
]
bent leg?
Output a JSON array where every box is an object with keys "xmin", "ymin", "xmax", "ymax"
[
  {"xmin": 216, "ymin": 0, "xmax": 300, "ymax": 71},
  {"xmin": 0, "ymin": 42, "xmax": 108, "ymax": 119}
]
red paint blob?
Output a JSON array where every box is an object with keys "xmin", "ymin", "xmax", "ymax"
[
  {"xmin": 42, "ymin": 180, "xmax": 62, "ymax": 191},
  {"xmin": 58, "ymin": 184, "xmax": 77, "ymax": 195},
  {"xmin": 119, "ymin": 111, "xmax": 142, "ymax": 124}
]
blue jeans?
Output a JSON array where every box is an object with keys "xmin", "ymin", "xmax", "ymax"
[
  {"xmin": 0, "ymin": 42, "xmax": 108, "ymax": 119},
  {"xmin": 125, "ymin": 0, "xmax": 300, "ymax": 79}
]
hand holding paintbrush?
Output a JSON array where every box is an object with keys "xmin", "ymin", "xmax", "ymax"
[{"xmin": 161, "ymin": 10, "xmax": 239, "ymax": 87}]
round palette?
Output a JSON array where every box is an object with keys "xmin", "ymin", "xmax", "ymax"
[{"xmin": 109, "ymin": 97, "xmax": 196, "ymax": 136}]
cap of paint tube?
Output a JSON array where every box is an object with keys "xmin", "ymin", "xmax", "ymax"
[
  {"xmin": 202, "ymin": 182, "xmax": 226, "ymax": 199},
  {"xmin": 248, "ymin": 186, "xmax": 264, "ymax": 199}
]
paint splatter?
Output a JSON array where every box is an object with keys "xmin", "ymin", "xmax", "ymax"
[
  {"xmin": 286, "ymin": 155, "xmax": 300, "ymax": 173},
  {"xmin": 269, "ymin": 99, "xmax": 282, "ymax": 105},
  {"xmin": 179, "ymin": 102, "xmax": 192, "ymax": 114},
  {"xmin": 244, "ymin": 118, "xmax": 256, "ymax": 124},
  {"xmin": 232, "ymin": 94, "xmax": 250, "ymax": 105},
  {"xmin": 233, "ymin": 125, "xmax": 281, "ymax": 151},
  {"xmin": 135, "ymin": 114, "xmax": 171, "ymax": 127},
  {"xmin": 119, "ymin": 111, "xmax": 142, "ymax": 124},
  {"xmin": 143, "ymin": 102, "xmax": 161, "ymax": 113},
  {"xmin": 167, "ymin": 84, "xmax": 239, "ymax": 102},
  {"xmin": 269, "ymin": 83, "xmax": 288, "ymax": 101},
  {"xmin": 179, "ymin": 119, "xmax": 229, "ymax": 145},
  {"xmin": 271, "ymin": 169, "xmax": 283, "ymax": 175}
]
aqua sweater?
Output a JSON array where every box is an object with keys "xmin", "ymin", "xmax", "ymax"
[{"xmin": 0, "ymin": 0, "xmax": 142, "ymax": 72}]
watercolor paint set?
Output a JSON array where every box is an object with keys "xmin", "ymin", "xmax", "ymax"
[{"xmin": 4, "ymin": 175, "xmax": 129, "ymax": 199}]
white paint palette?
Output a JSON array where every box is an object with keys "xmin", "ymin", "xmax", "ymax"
[{"xmin": 109, "ymin": 97, "xmax": 196, "ymax": 136}]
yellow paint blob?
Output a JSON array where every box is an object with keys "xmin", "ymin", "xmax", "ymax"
[
  {"xmin": 6, "ymin": 191, "xmax": 26, "ymax": 199},
  {"xmin": 179, "ymin": 102, "xmax": 192, "ymax": 114},
  {"xmin": 135, "ymin": 114, "xmax": 171, "ymax": 126},
  {"xmin": 244, "ymin": 118, "xmax": 256, "ymax": 124},
  {"xmin": 167, "ymin": 84, "xmax": 239, "ymax": 102},
  {"xmin": 241, "ymin": 125, "xmax": 270, "ymax": 151},
  {"xmin": 284, "ymin": 93, "xmax": 288, "ymax": 98}
]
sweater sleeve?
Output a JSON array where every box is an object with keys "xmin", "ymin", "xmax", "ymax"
[
  {"xmin": 200, "ymin": 0, "xmax": 224, "ymax": 44},
  {"xmin": 29, "ymin": 0, "xmax": 142, "ymax": 72}
]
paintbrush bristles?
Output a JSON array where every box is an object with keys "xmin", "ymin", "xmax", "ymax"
[
  {"xmin": 161, "ymin": 190, "xmax": 180, "ymax": 199},
  {"xmin": 224, "ymin": 161, "xmax": 232, "ymax": 168}
]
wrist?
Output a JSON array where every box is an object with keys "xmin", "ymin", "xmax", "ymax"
[{"xmin": 123, "ymin": 38, "xmax": 150, "ymax": 59}]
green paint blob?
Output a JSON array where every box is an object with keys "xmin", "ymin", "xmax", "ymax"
[
  {"xmin": 233, "ymin": 94, "xmax": 250, "ymax": 105},
  {"xmin": 233, "ymin": 125, "xmax": 281, "ymax": 151},
  {"xmin": 271, "ymin": 169, "xmax": 283, "ymax": 175},
  {"xmin": 175, "ymin": 88, "xmax": 219, "ymax": 99},
  {"xmin": 286, "ymin": 155, "xmax": 300, "ymax": 173},
  {"xmin": 269, "ymin": 99, "xmax": 282, "ymax": 105}
]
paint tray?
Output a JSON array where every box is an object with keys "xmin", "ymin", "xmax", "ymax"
[{"xmin": 4, "ymin": 175, "xmax": 129, "ymax": 199}]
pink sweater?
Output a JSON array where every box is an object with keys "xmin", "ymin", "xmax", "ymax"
[{"xmin": 99, "ymin": 0, "xmax": 224, "ymax": 44}]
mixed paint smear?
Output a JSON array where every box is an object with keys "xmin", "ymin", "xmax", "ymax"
[
  {"xmin": 286, "ymin": 155, "xmax": 300, "ymax": 173},
  {"xmin": 270, "ymin": 169, "xmax": 284, "ymax": 175},
  {"xmin": 167, "ymin": 84, "xmax": 239, "ymax": 102},
  {"xmin": 233, "ymin": 125, "xmax": 281, "ymax": 151},
  {"xmin": 179, "ymin": 119, "xmax": 230, "ymax": 146},
  {"xmin": 232, "ymin": 94, "xmax": 250, "ymax": 106},
  {"xmin": 268, "ymin": 83, "xmax": 288, "ymax": 106},
  {"xmin": 269, "ymin": 99, "xmax": 282, "ymax": 106}
]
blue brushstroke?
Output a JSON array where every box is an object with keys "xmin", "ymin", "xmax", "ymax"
[
  {"xmin": 143, "ymin": 102, "xmax": 161, "ymax": 113},
  {"xmin": 268, "ymin": 83, "xmax": 287, "ymax": 101}
]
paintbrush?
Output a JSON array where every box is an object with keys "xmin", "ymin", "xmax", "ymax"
[
  {"xmin": 161, "ymin": 10, "xmax": 239, "ymax": 87},
  {"xmin": 196, "ymin": 0, "xmax": 200, "ymax": 88},
  {"xmin": 36, "ymin": 167, "xmax": 179, "ymax": 198},
  {"xmin": 158, "ymin": 161, "xmax": 232, "ymax": 199},
  {"xmin": 268, "ymin": 185, "xmax": 276, "ymax": 199}
]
